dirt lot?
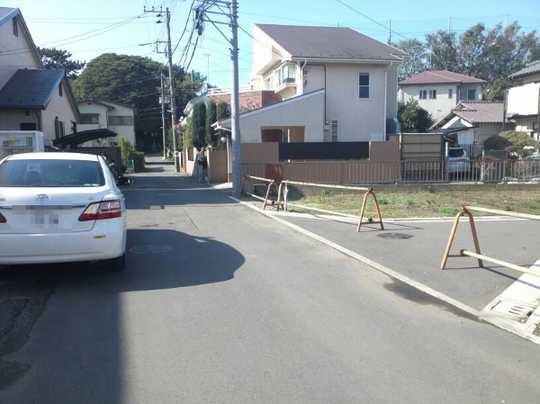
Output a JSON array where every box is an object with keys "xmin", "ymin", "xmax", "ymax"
[{"xmin": 288, "ymin": 186, "xmax": 540, "ymax": 218}]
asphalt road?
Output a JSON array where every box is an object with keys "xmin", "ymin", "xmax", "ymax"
[{"xmin": 1, "ymin": 160, "xmax": 539, "ymax": 404}]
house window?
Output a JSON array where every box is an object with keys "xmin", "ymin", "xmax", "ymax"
[
  {"xmin": 109, "ymin": 115, "xmax": 134, "ymax": 126},
  {"xmin": 80, "ymin": 113, "xmax": 100, "ymax": 124},
  {"xmin": 12, "ymin": 17, "xmax": 18, "ymax": 37},
  {"xmin": 54, "ymin": 117, "xmax": 60, "ymax": 139},
  {"xmin": 359, "ymin": 73, "xmax": 370, "ymax": 99},
  {"xmin": 429, "ymin": 89, "xmax": 437, "ymax": 99},
  {"xmin": 331, "ymin": 120, "xmax": 338, "ymax": 142},
  {"xmin": 20, "ymin": 122, "xmax": 37, "ymax": 130},
  {"xmin": 419, "ymin": 90, "xmax": 427, "ymax": 100},
  {"xmin": 448, "ymin": 89, "xmax": 453, "ymax": 99},
  {"xmin": 467, "ymin": 88, "xmax": 476, "ymax": 100},
  {"xmin": 58, "ymin": 83, "xmax": 63, "ymax": 97}
]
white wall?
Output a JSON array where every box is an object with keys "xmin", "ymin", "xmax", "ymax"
[
  {"xmin": 78, "ymin": 102, "xmax": 136, "ymax": 146},
  {"xmin": 250, "ymin": 25, "xmax": 289, "ymax": 80},
  {"xmin": 507, "ymin": 82, "xmax": 540, "ymax": 116},
  {"xmin": 0, "ymin": 110, "xmax": 39, "ymax": 130},
  {"xmin": 107, "ymin": 103, "xmax": 136, "ymax": 145},
  {"xmin": 78, "ymin": 103, "xmax": 108, "ymax": 130},
  {"xmin": 325, "ymin": 64, "xmax": 387, "ymax": 141},
  {"xmin": 0, "ymin": 13, "xmax": 40, "ymax": 88},
  {"xmin": 399, "ymin": 84, "xmax": 458, "ymax": 122},
  {"xmin": 239, "ymin": 90, "xmax": 325, "ymax": 143},
  {"xmin": 41, "ymin": 81, "xmax": 78, "ymax": 145}
]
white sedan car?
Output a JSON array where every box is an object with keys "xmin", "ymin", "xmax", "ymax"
[{"xmin": 0, "ymin": 152, "xmax": 127, "ymax": 271}]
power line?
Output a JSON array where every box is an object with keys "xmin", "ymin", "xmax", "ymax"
[
  {"xmin": 172, "ymin": 0, "xmax": 196, "ymax": 55},
  {"xmin": 0, "ymin": 14, "xmax": 144, "ymax": 57},
  {"xmin": 334, "ymin": 0, "xmax": 409, "ymax": 41}
]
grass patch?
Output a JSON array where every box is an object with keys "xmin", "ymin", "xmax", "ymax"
[{"xmin": 289, "ymin": 187, "xmax": 540, "ymax": 218}]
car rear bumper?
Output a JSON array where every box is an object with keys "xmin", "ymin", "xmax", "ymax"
[{"xmin": 0, "ymin": 219, "xmax": 126, "ymax": 265}]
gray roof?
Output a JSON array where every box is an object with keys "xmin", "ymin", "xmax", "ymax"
[
  {"xmin": 0, "ymin": 69, "xmax": 65, "ymax": 110},
  {"xmin": 509, "ymin": 60, "xmax": 540, "ymax": 79},
  {"xmin": 0, "ymin": 7, "xmax": 18, "ymax": 25},
  {"xmin": 434, "ymin": 102, "xmax": 504, "ymax": 129},
  {"xmin": 400, "ymin": 70, "xmax": 485, "ymax": 85},
  {"xmin": 255, "ymin": 24, "xmax": 403, "ymax": 61},
  {"xmin": 453, "ymin": 102, "xmax": 504, "ymax": 124}
]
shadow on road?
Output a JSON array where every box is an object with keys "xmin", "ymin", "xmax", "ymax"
[{"xmin": 0, "ymin": 228, "xmax": 245, "ymax": 401}]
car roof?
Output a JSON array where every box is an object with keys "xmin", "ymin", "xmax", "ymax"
[{"xmin": 5, "ymin": 152, "xmax": 100, "ymax": 162}]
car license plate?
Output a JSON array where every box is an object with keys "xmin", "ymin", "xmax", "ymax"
[{"xmin": 32, "ymin": 212, "xmax": 59, "ymax": 225}]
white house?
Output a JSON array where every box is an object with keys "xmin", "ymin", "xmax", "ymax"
[
  {"xmin": 398, "ymin": 70, "xmax": 485, "ymax": 122},
  {"xmin": 0, "ymin": 7, "xmax": 79, "ymax": 146},
  {"xmin": 506, "ymin": 60, "xmax": 540, "ymax": 140},
  {"xmin": 432, "ymin": 102, "xmax": 505, "ymax": 146},
  {"xmin": 78, "ymin": 100, "xmax": 136, "ymax": 146},
  {"xmin": 218, "ymin": 24, "xmax": 403, "ymax": 143}
]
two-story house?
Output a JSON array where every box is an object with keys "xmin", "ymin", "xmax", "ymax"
[
  {"xmin": 217, "ymin": 24, "xmax": 403, "ymax": 143},
  {"xmin": 506, "ymin": 60, "xmax": 540, "ymax": 140},
  {"xmin": 398, "ymin": 70, "xmax": 485, "ymax": 122},
  {"xmin": 78, "ymin": 100, "xmax": 136, "ymax": 146},
  {"xmin": 0, "ymin": 7, "xmax": 79, "ymax": 145}
]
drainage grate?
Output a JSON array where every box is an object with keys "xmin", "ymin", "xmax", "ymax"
[
  {"xmin": 377, "ymin": 233, "xmax": 413, "ymax": 240},
  {"xmin": 148, "ymin": 205, "xmax": 165, "ymax": 210},
  {"xmin": 490, "ymin": 300, "xmax": 537, "ymax": 323}
]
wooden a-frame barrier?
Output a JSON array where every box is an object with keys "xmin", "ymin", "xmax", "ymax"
[
  {"xmin": 440, "ymin": 205, "xmax": 540, "ymax": 277},
  {"xmin": 244, "ymin": 176, "xmax": 384, "ymax": 232}
]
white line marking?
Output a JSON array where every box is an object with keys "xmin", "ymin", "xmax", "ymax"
[
  {"xmin": 123, "ymin": 187, "xmax": 218, "ymax": 192},
  {"xmin": 228, "ymin": 195, "xmax": 479, "ymax": 318},
  {"xmin": 231, "ymin": 195, "xmax": 540, "ymax": 343}
]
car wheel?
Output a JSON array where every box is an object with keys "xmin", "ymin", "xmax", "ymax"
[{"xmin": 105, "ymin": 254, "xmax": 125, "ymax": 272}]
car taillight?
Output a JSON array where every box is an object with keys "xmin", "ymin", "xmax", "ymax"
[
  {"xmin": 0, "ymin": 212, "xmax": 6, "ymax": 223},
  {"xmin": 79, "ymin": 200, "xmax": 122, "ymax": 221}
]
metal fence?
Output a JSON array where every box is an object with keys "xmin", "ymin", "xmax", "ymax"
[{"xmin": 241, "ymin": 159, "xmax": 540, "ymax": 185}]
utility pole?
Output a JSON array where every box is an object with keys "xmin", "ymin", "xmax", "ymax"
[
  {"xmin": 229, "ymin": 0, "xmax": 241, "ymax": 196},
  {"xmin": 143, "ymin": 5, "xmax": 177, "ymax": 168},
  {"xmin": 388, "ymin": 19, "xmax": 392, "ymax": 44},
  {"xmin": 165, "ymin": 7, "xmax": 178, "ymax": 169},
  {"xmin": 160, "ymin": 71, "xmax": 167, "ymax": 159},
  {"xmin": 194, "ymin": 0, "xmax": 242, "ymax": 196}
]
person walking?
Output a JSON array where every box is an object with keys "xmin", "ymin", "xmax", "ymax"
[{"xmin": 196, "ymin": 148, "xmax": 208, "ymax": 183}]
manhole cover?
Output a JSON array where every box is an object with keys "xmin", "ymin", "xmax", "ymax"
[
  {"xmin": 377, "ymin": 233, "xmax": 413, "ymax": 240},
  {"xmin": 129, "ymin": 245, "xmax": 173, "ymax": 254}
]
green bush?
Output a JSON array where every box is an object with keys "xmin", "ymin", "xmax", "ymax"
[
  {"xmin": 500, "ymin": 131, "xmax": 538, "ymax": 157},
  {"xmin": 398, "ymin": 99, "xmax": 433, "ymax": 133},
  {"xmin": 118, "ymin": 138, "xmax": 134, "ymax": 163},
  {"xmin": 128, "ymin": 151, "xmax": 145, "ymax": 172},
  {"xmin": 484, "ymin": 135, "xmax": 511, "ymax": 151}
]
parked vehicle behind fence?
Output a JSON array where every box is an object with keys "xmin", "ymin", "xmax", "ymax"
[{"xmin": 447, "ymin": 147, "xmax": 470, "ymax": 174}]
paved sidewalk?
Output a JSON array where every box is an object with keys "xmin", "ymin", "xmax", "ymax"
[{"xmin": 274, "ymin": 212, "xmax": 539, "ymax": 310}]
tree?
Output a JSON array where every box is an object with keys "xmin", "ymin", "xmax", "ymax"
[
  {"xmin": 394, "ymin": 39, "xmax": 427, "ymax": 80},
  {"xmin": 425, "ymin": 31, "xmax": 459, "ymax": 71},
  {"xmin": 398, "ymin": 99, "xmax": 433, "ymax": 133},
  {"xmin": 192, "ymin": 102, "xmax": 207, "ymax": 150},
  {"xmin": 206, "ymin": 101, "xmax": 217, "ymax": 147},
  {"xmin": 38, "ymin": 47, "xmax": 85, "ymax": 79},
  {"xmin": 72, "ymin": 53, "xmax": 204, "ymax": 150}
]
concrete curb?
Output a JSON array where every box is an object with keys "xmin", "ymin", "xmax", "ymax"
[{"xmin": 229, "ymin": 195, "xmax": 539, "ymax": 345}]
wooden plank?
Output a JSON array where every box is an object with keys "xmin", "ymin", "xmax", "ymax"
[
  {"xmin": 465, "ymin": 206, "xmax": 540, "ymax": 221},
  {"xmin": 245, "ymin": 175, "xmax": 274, "ymax": 183},
  {"xmin": 285, "ymin": 180, "xmax": 369, "ymax": 191},
  {"xmin": 461, "ymin": 250, "xmax": 540, "ymax": 277}
]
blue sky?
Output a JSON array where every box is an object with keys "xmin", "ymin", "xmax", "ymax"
[{"xmin": 5, "ymin": 0, "xmax": 540, "ymax": 89}]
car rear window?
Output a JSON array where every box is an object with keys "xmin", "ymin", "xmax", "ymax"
[
  {"xmin": 0, "ymin": 159, "xmax": 105, "ymax": 187},
  {"xmin": 449, "ymin": 149, "xmax": 465, "ymax": 158}
]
